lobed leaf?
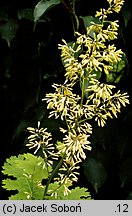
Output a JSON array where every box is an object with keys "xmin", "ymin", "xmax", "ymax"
[
  {"xmin": 45, "ymin": 182, "xmax": 92, "ymax": 200},
  {"xmin": 2, "ymin": 153, "xmax": 51, "ymax": 199}
]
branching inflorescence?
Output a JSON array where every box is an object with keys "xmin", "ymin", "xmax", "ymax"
[{"xmin": 26, "ymin": 0, "xmax": 129, "ymax": 198}]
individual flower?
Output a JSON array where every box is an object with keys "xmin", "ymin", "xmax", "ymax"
[{"xmin": 107, "ymin": 0, "xmax": 113, "ymax": 3}]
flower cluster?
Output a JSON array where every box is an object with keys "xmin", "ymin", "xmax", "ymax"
[
  {"xmin": 96, "ymin": 0, "xmax": 125, "ymax": 19},
  {"xmin": 43, "ymin": 83, "xmax": 80, "ymax": 120},
  {"xmin": 59, "ymin": 20, "xmax": 123, "ymax": 85},
  {"xmin": 26, "ymin": 0, "xmax": 129, "ymax": 197},
  {"xmin": 84, "ymin": 79, "xmax": 129, "ymax": 126},
  {"xmin": 110, "ymin": 0, "xmax": 125, "ymax": 13},
  {"xmin": 57, "ymin": 132, "xmax": 91, "ymax": 164},
  {"xmin": 58, "ymin": 41, "xmax": 82, "ymax": 84},
  {"xmin": 26, "ymin": 127, "xmax": 57, "ymax": 166}
]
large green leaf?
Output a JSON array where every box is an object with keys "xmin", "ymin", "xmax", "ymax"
[
  {"xmin": 34, "ymin": 0, "xmax": 61, "ymax": 22},
  {"xmin": 83, "ymin": 158, "xmax": 107, "ymax": 192},
  {"xmin": 2, "ymin": 153, "xmax": 51, "ymax": 200},
  {"xmin": 0, "ymin": 19, "xmax": 18, "ymax": 46}
]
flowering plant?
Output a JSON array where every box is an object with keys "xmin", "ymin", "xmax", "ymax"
[{"xmin": 2, "ymin": 0, "xmax": 129, "ymax": 200}]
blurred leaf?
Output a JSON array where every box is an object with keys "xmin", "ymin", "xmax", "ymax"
[
  {"xmin": 106, "ymin": 52, "xmax": 126, "ymax": 83},
  {"xmin": 122, "ymin": 4, "xmax": 131, "ymax": 27},
  {"xmin": 80, "ymin": 69, "xmax": 101, "ymax": 98},
  {"xmin": 114, "ymin": 74, "xmax": 123, "ymax": 83},
  {"xmin": 80, "ymin": 15, "xmax": 100, "ymax": 28},
  {"xmin": 61, "ymin": 41, "xmax": 83, "ymax": 67},
  {"xmin": 0, "ymin": 10, "xmax": 8, "ymax": 22},
  {"xmin": 18, "ymin": 8, "xmax": 33, "ymax": 21},
  {"xmin": 13, "ymin": 120, "xmax": 29, "ymax": 140},
  {"xmin": 83, "ymin": 158, "xmax": 107, "ymax": 193},
  {"xmin": 36, "ymin": 103, "xmax": 47, "ymax": 122},
  {"xmin": 106, "ymin": 73, "xmax": 115, "ymax": 83},
  {"xmin": 124, "ymin": 109, "xmax": 132, "ymax": 122},
  {"xmin": 80, "ymin": 15, "xmax": 101, "ymax": 38},
  {"xmin": 119, "ymin": 157, "xmax": 132, "ymax": 187},
  {"xmin": 127, "ymin": 191, "xmax": 132, "ymax": 200},
  {"xmin": 34, "ymin": 0, "xmax": 61, "ymax": 22},
  {"xmin": 88, "ymin": 147, "xmax": 110, "ymax": 167},
  {"xmin": 116, "ymin": 137, "xmax": 128, "ymax": 159},
  {"xmin": 0, "ymin": 19, "xmax": 18, "ymax": 46},
  {"xmin": 42, "ymin": 116, "xmax": 60, "ymax": 132}
]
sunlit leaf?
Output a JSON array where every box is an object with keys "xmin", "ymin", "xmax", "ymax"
[
  {"xmin": 2, "ymin": 153, "xmax": 50, "ymax": 200},
  {"xmin": 46, "ymin": 182, "xmax": 92, "ymax": 200}
]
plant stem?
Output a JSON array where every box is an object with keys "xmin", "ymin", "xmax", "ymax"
[
  {"xmin": 80, "ymin": 76, "xmax": 85, "ymax": 106},
  {"xmin": 72, "ymin": 0, "xmax": 79, "ymax": 32},
  {"xmin": 62, "ymin": 0, "xmax": 79, "ymax": 35},
  {"xmin": 43, "ymin": 154, "xmax": 65, "ymax": 199}
]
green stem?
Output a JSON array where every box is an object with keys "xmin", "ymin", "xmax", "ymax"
[
  {"xmin": 43, "ymin": 154, "xmax": 65, "ymax": 199},
  {"xmin": 65, "ymin": 115, "xmax": 71, "ymax": 132},
  {"xmin": 49, "ymin": 173, "xmax": 69, "ymax": 195},
  {"xmin": 78, "ymin": 116, "xmax": 93, "ymax": 125},
  {"xmin": 80, "ymin": 76, "xmax": 85, "ymax": 106},
  {"xmin": 62, "ymin": 0, "xmax": 79, "ymax": 35},
  {"xmin": 72, "ymin": 0, "xmax": 79, "ymax": 32}
]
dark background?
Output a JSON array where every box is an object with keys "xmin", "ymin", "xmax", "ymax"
[{"xmin": 0, "ymin": 0, "xmax": 132, "ymax": 200}]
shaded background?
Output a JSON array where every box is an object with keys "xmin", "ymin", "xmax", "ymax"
[{"xmin": 0, "ymin": 0, "xmax": 132, "ymax": 199}]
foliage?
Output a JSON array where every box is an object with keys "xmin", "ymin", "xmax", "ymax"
[
  {"xmin": 34, "ymin": 0, "xmax": 61, "ymax": 23},
  {"xmin": 1, "ymin": 0, "xmax": 132, "ymax": 200},
  {"xmin": 2, "ymin": 153, "xmax": 92, "ymax": 200},
  {"xmin": 2, "ymin": 153, "xmax": 49, "ymax": 200},
  {"xmin": 83, "ymin": 158, "xmax": 107, "ymax": 193},
  {"xmin": 0, "ymin": 19, "xmax": 18, "ymax": 47},
  {"xmin": 45, "ymin": 184, "xmax": 92, "ymax": 200}
]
